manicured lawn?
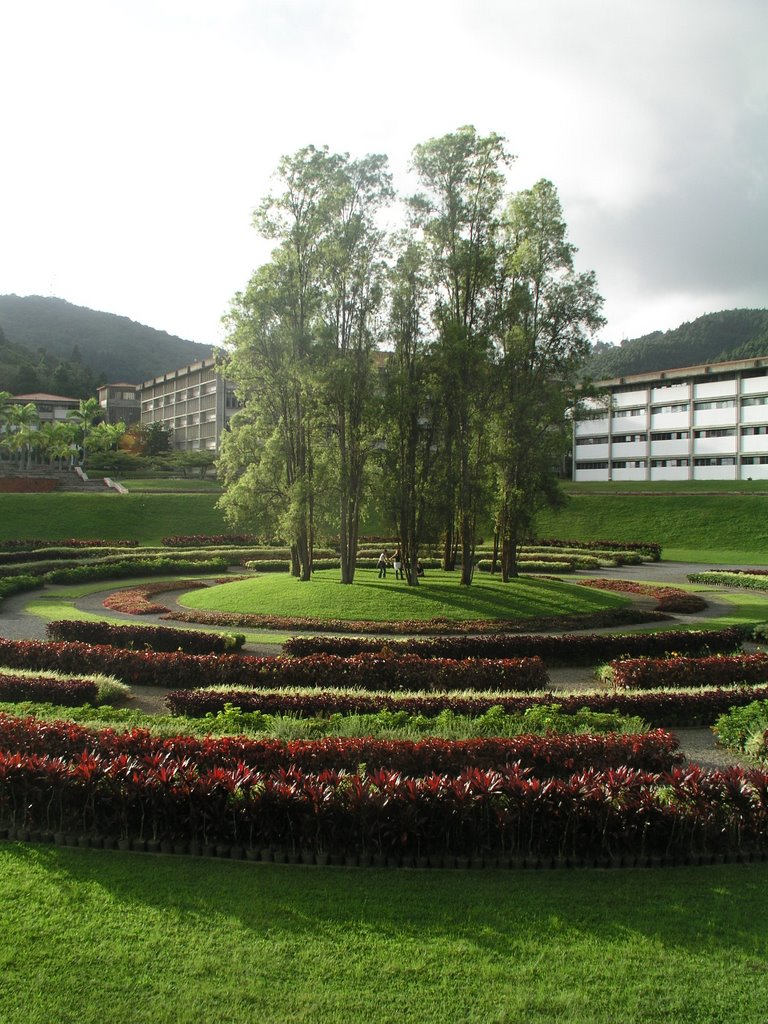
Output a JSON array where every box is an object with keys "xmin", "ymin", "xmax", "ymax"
[
  {"xmin": 1, "ymin": 845, "xmax": 767, "ymax": 1024},
  {"xmin": 180, "ymin": 569, "xmax": 629, "ymax": 622}
]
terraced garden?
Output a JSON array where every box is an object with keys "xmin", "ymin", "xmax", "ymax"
[{"xmin": 2, "ymin": 517, "xmax": 768, "ymax": 1022}]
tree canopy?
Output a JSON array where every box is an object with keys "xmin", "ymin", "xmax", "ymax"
[{"xmin": 218, "ymin": 128, "xmax": 604, "ymax": 584}]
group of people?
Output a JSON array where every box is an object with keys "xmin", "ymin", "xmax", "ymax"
[{"xmin": 377, "ymin": 548, "xmax": 423, "ymax": 580}]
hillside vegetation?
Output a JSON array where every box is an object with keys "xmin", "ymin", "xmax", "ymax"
[
  {"xmin": 0, "ymin": 295, "xmax": 212, "ymax": 388},
  {"xmin": 586, "ymin": 308, "xmax": 768, "ymax": 380}
]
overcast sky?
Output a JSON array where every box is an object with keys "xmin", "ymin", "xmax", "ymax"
[{"xmin": 1, "ymin": 0, "xmax": 765, "ymax": 349}]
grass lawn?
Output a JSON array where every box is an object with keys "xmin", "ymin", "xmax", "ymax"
[
  {"xmin": 180, "ymin": 569, "xmax": 630, "ymax": 622},
  {"xmin": 2, "ymin": 845, "xmax": 767, "ymax": 1024},
  {"xmin": 0, "ymin": 493, "xmax": 228, "ymax": 545},
  {"xmin": 118, "ymin": 478, "xmax": 223, "ymax": 493}
]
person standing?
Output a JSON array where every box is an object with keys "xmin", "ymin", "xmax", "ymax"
[
  {"xmin": 377, "ymin": 550, "xmax": 389, "ymax": 578},
  {"xmin": 392, "ymin": 548, "xmax": 403, "ymax": 580}
]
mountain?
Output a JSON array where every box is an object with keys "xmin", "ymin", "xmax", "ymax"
[
  {"xmin": 585, "ymin": 309, "xmax": 768, "ymax": 381},
  {"xmin": 0, "ymin": 295, "xmax": 214, "ymax": 392}
]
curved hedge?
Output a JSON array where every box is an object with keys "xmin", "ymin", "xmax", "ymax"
[{"xmin": 46, "ymin": 620, "xmax": 246, "ymax": 655}]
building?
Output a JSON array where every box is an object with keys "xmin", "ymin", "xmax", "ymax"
[
  {"xmin": 10, "ymin": 392, "xmax": 81, "ymax": 422},
  {"xmin": 139, "ymin": 357, "xmax": 238, "ymax": 451},
  {"xmin": 573, "ymin": 356, "xmax": 768, "ymax": 482},
  {"xmin": 97, "ymin": 383, "xmax": 141, "ymax": 425}
]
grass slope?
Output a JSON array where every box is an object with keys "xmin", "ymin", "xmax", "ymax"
[
  {"xmin": 181, "ymin": 569, "xmax": 628, "ymax": 622},
  {"xmin": 537, "ymin": 492, "xmax": 768, "ymax": 562},
  {"xmin": 2, "ymin": 846, "xmax": 767, "ymax": 1024},
  {"xmin": 0, "ymin": 493, "xmax": 227, "ymax": 545}
]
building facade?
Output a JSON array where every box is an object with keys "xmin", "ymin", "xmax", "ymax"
[
  {"xmin": 11, "ymin": 392, "xmax": 81, "ymax": 421},
  {"xmin": 97, "ymin": 383, "xmax": 141, "ymax": 425},
  {"xmin": 573, "ymin": 357, "xmax": 768, "ymax": 482},
  {"xmin": 139, "ymin": 358, "xmax": 237, "ymax": 451}
]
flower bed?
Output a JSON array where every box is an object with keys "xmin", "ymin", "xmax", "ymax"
[
  {"xmin": 281, "ymin": 627, "xmax": 745, "ymax": 664},
  {"xmin": 46, "ymin": 619, "xmax": 246, "ymax": 655},
  {"xmin": 0, "ymin": 639, "xmax": 548, "ymax": 692},
  {"xmin": 577, "ymin": 578, "xmax": 707, "ymax": 613},
  {"xmin": 166, "ymin": 684, "xmax": 768, "ymax": 728},
  {"xmin": 102, "ymin": 579, "xmax": 223, "ymax": 614},
  {"xmin": 162, "ymin": 607, "xmax": 669, "ymax": 635},
  {"xmin": 533, "ymin": 538, "xmax": 662, "ymax": 561},
  {"xmin": 0, "ymin": 538, "xmax": 138, "ymax": 551},
  {"xmin": 608, "ymin": 654, "xmax": 768, "ymax": 690}
]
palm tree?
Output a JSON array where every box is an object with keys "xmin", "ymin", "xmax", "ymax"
[
  {"xmin": 5, "ymin": 402, "xmax": 41, "ymax": 469},
  {"xmin": 67, "ymin": 397, "xmax": 102, "ymax": 466}
]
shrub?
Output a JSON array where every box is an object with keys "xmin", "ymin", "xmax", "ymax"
[
  {"xmin": 0, "ymin": 639, "xmax": 548, "ymax": 692},
  {"xmin": 281, "ymin": 627, "xmax": 745, "ymax": 664},
  {"xmin": 688, "ymin": 571, "xmax": 768, "ymax": 592},
  {"xmin": 607, "ymin": 653, "xmax": 768, "ymax": 691},
  {"xmin": 0, "ymin": 672, "xmax": 98, "ymax": 706},
  {"xmin": 46, "ymin": 620, "xmax": 246, "ymax": 654},
  {"xmin": 713, "ymin": 701, "xmax": 768, "ymax": 760}
]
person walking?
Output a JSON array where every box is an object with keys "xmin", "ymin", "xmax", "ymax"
[{"xmin": 377, "ymin": 550, "xmax": 389, "ymax": 578}]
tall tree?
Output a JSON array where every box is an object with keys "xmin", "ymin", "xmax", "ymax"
[
  {"xmin": 315, "ymin": 152, "xmax": 393, "ymax": 583},
  {"xmin": 380, "ymin": 238, "xmax": 441, "ymax": 585},
  {"xmin": 410, "ymin": 126, "xmax": 512, "ymax": 584},
  {"xmin": 491, "ymin": 179, "xmax": 604, "ymax": 578}
]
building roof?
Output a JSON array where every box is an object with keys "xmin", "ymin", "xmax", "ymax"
[
  {"xmin": 12, "ymin": 393, "xmax": 80, "ymax": 403},
  {"xmin": 98, "ymin": 383, "xmax": 139, "ymax": 389},
  {"xmin": 593, "ymin": 355, "xmax": 768, "ymax": 389}
]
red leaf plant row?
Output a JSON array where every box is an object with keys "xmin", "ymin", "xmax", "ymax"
[
  {"xmin": 0, "ymin": 715, "xmax": 682, "ymax": 776},
  {"xmin": 0, "ymin": 639, "xmax": 548, "ymax": 693},
  {"xmin": 0, "ymin": 538, "xmax": 138, "ymax": 552},
  {"xmin": 0, "ymin": 674, "xmax": 98, "ymax": 706},
  {"xmin": 167, "ymin": 684, "xmax": 768, "ymax": 728},
  {"xmin": 282, "ymin": 628, "xmax": 745, "ymax": 665},
  {"xmin": 1, "ymin": 748, "xmax": 765, "ymax": 862},
  {"xmin": 609, "ymin": 654, "xmax": 768, "ymax": 691},
  {"xmin": 163, "ymin": 607, "xmax": 669, "ymax": 635},
  {"xmin": 102, "ymin": 579, "xmax": 215, "ymax": 615},
  {"xmin": 46, "ymin": 620, "xmax": 246, "ymax": 655},
  {"xmin": 577, "ymin": 578, "xmax": 707, "ymax": 613}
]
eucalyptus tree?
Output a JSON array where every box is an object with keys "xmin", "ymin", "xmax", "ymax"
[
  {"xmin": 314, "ymin": 152, "xmax": 393, "ymax": 583},
  {"xmin": 378, "ymin": 238, "xmax": 441, "ymax": 585},
  {"xmin": 490, "ymin": 179, "xmax": 604, "ymax": 578},
  {"xmin": 218, "ymin": 145, "xmax": 392, "ymax": 583},
  {"xmin": 410, "ymin": 126, "xmax": 512, "ymax": 584}
]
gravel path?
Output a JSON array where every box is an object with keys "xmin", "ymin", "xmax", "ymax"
[{"xmin": 0, "ymin": 563, "xmax": 763, "ymax": 771}]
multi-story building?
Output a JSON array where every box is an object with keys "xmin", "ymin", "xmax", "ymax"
[
  {"xmin": 10, "ymin": 392, "xmax": 81, "ymax": 422},
  {"xmin": 139, "ymin": 357, "xmax": 238, "ymax": 451},
  {"xmin": 573, "ymin": 356, "xmax": 768, "ymax": 482},
  {"xmin": 96, "ymin": 383, "xmax": 141, "ymax": 426}
]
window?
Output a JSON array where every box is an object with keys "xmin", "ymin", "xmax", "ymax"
[
  {"xmin": 742, "ymin": 456, "xmax": 768, "ymax": 465},
  {"xmin": 693, "ymin": 428, "xmax": 736, "ymax": 438},
  {"xmin": 652, "ymin": 403, "xmax": 689, "ymax": 414},
  {"xmin": 742, "ymin": 426, "xmax": 768, "ymax": 435},
  {"xmin": 575, "ymin": 461, "xmax": 609, "ymax": 470},
  {"xmin": 613, "ymin": 460, "xmax": 645, "ymax": 469},
  {"xmin": 694, "ymin": 457, "xmax": 736, "ymax": 466},
  {"xmin": 694, "ymin": 400, "xmax": 735, "ymax": 410},
  {"xmin": 650, "ymin": 431, "xmax": 689, "ymax": 441},
  {"xmin": 742, "ymin": 396, "xmax": 768, "ymax": 407},
  {"xmin": 576, "ymin": 435, "xmax": 609, "ymax": 446},
  {"xmin": 614, "ymin": 408, "xmax": 645, "ymax": 418}
]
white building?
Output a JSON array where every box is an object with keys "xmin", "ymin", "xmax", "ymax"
[
  {"xmin": 573, "ymin": 357, "xmax": 768, "ymax": 482},
  {"xmin": 139, "ymin": 357, "xmax": 238, "ymax": 451}
]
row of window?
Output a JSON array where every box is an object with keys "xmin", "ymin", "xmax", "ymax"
[
  {"xmin": 576, "ymin": 456, "xmax": 764, "ymax": 471},
  {"xmin": 577, "ymin": 425, "xmax": 768, "ymax": 446}
]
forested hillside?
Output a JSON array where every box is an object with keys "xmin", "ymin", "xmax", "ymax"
[
  {"xmin": 0, "ymin": 295, "xmax": 213, "ymax": 392},
  {"xmin": 586, "ymin": 309, "xmax": 768, "ymax": 380}
]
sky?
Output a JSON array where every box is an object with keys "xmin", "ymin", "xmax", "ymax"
[{"xmin": 1, "ymin": 0, "xmax": 766, "ymax": 350}]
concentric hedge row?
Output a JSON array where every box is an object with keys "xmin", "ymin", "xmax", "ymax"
[
  {"xmin": 608, "ymin": 654, "xmax": 768, "ymax": 691},
  {"xmin": 0, "ymin": 723, "xmax": 764, "ymax": 861},
  {"xmin": 46, "ymin": 620, "xmax": 246, "ymax": 655},
  {"xmin": 282, "ymin": 628, "xmax": 746, "ymax": 665},
  {"xmin": 166, "ymin": 683, "xmax": 768, "ymax": 728},
  {"xmin": 0, "ymin": 639, "xmax": 548, "ymax": 692}
]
